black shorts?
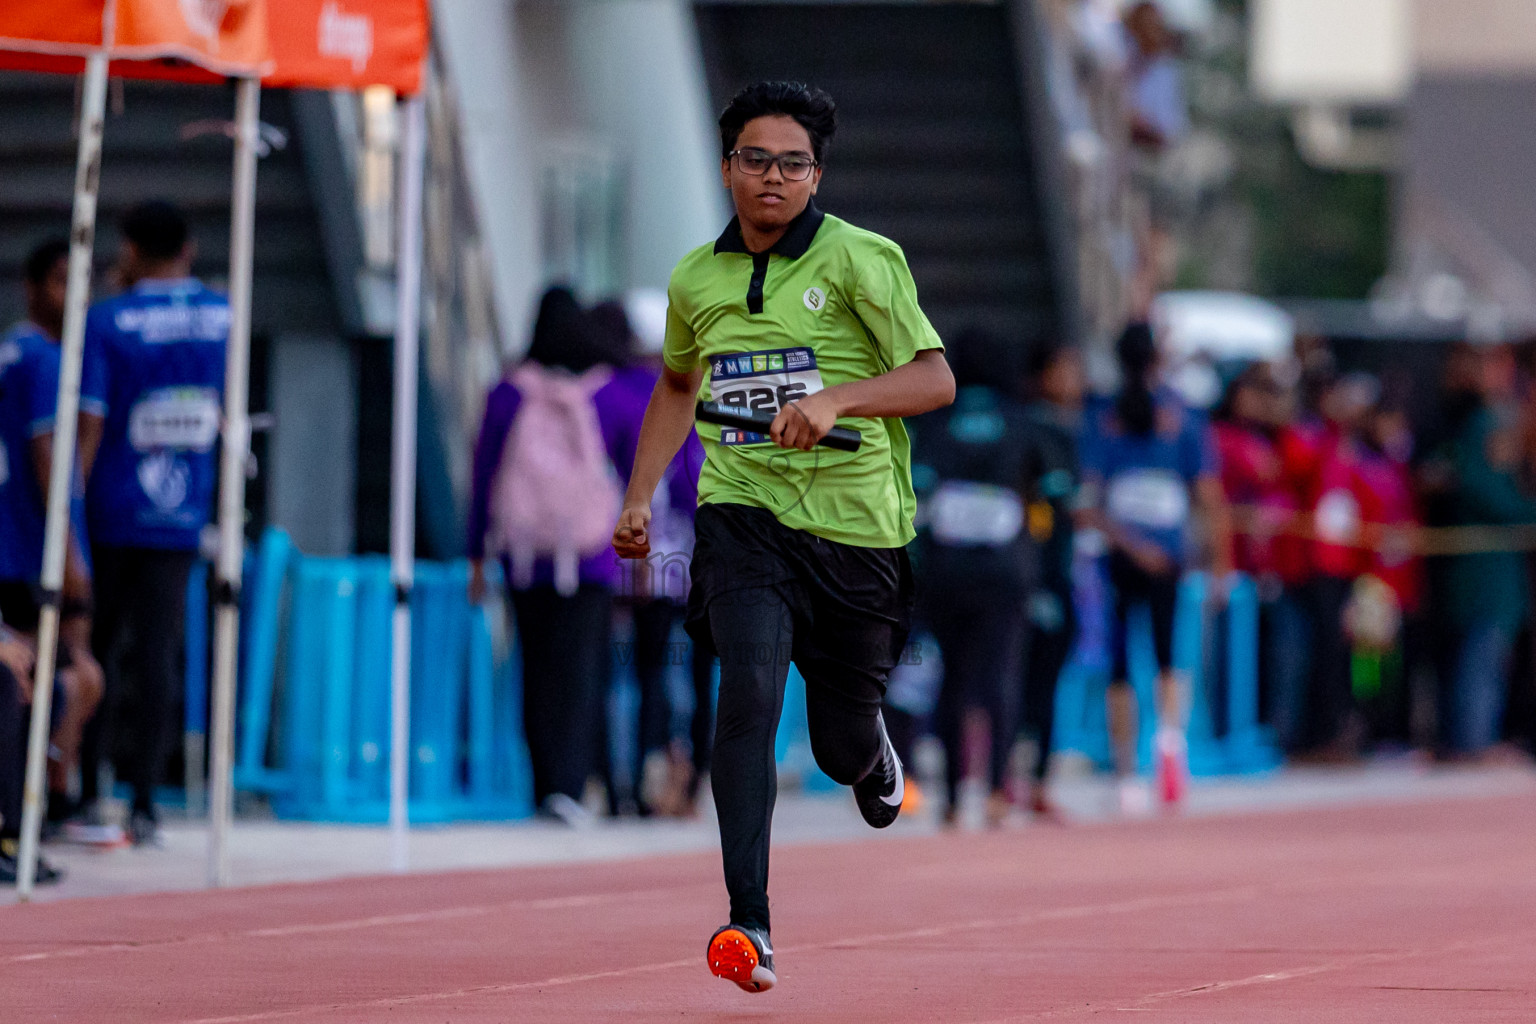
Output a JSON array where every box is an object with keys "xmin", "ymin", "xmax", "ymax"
[
  {"xmin": 0, "ymin": 580, "xmax": 42, "ymax": 634},
  {"xmin": 1107, "ymin": 552, "xmax": 1179, "ymax": 681},
  {"xmin": 0, "ymin": 581, "xmax": 75, "ymax": 671},
  {"xmin": 685, "ymin": 503, "xmax": 914, "ymax": 707}
]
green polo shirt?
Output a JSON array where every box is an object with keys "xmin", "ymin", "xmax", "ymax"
[{"xmin": 663, "ymin": 202, "xmax": 944, "ymax": 548}]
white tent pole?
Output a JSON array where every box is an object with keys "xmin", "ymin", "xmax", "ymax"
[
  {"xmin": 16, "ymin": 47, "xmax": 111, "ymax": 902},
  {"xmin": 207, "ymin": 76, "xmax": 261, "ymax": 889},
  {"xmin": 389, "ymin": 94, "xmax": 426, "ymax": 874}
]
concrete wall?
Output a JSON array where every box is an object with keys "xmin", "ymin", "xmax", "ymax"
[
  {"xmin": 268, "ymin": 334, "xmax": 358, "ymax": 556},
  {"xmin": 432, "ymin": 0, "xmax": 724, "ymax": 356},
  {"xmin": 1414, "ymin": 0, "xmax": 1536, "ymax": 76},
  {"xmin": 432, "ymin": 0, "xmax": 544, "ymax": 355}
]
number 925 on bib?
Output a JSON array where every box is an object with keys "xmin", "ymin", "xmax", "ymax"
[{"xmin": 708, "ymin": 346, "xmax": 825, "ymax": 446}]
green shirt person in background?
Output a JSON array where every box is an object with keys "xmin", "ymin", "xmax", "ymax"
[{"xmin": 612, "ymin": 81, "xmax": 953, "ymax": 995}]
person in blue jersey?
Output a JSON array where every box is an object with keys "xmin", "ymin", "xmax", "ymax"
[
  {"xmin": 0, "ymin": 239, "xmax": 109, "ymax": 842},
  {"xmin": 1079, "ymin": 323, "xmax": 1229, "ymax": 814},
  {"xmin": 80, "ymin": 202, "xmax": 228, "ymax": 846}
]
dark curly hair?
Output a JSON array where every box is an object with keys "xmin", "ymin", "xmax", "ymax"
[
  {"xmin": 122, "ymin": 200, "xmax": 190, "ymax": 262},
  {"xmin": 719, "ymin": 81, "xmax": 837, "ymax": 164},
  {"xmin": 1115, "ymin": 321, "xmax": 1158, "ymax": 436},
  {"xmin": 24, "ymin": 238, "xmax": 69, "ymax": 288}
]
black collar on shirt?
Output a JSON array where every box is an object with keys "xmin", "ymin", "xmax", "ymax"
[
  {"xmin": 713, "ymin": 201, "xmax": 825, "ymax": 314},
  {"xmin": 713, "ymin": 200, "xmax": 826, "ymax": 258}
]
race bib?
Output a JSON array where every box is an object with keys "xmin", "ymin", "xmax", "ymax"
[
  {"xmin": 129, "ymin": 387, "xmax": 220, "ymax": 452},
  {"xmin": 1314, "ymin": 488, "xmax": 1361, "ymax": 544},
  {"xmin": 1105, "ymin": 469, "xmax": 1188, "ymax": 531},
  {"xmin": 708, "ymin": 347, "xmax": 824, "ymax": 445},
  {"xmin": 929, "ymin": 481, "xmax": 1024, "ymax": 547}
]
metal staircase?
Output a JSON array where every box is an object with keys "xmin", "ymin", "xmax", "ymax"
[
  {"xmin": 693, "ymin": 0, "xmax": 1078, "ymax": 355},
  {"xmin": 0, "ymin": 73, "xmax": 337, "ymax": 337}
]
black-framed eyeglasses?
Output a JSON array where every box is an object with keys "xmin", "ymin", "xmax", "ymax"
[{"xmin": 728, "ymin": 148, "xmax": 819, "ymax": 181}]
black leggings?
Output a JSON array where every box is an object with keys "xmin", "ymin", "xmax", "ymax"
[
  {"xmin": 926, "ymin": 583, "xmax": 1026, "ymax": 808},
  {"xmin": 0, "ymin": 663, "xmax": 23, "ymax": 840},
  {"xmin": 1108, "ymin": 553, "xmax": 1179, "ymax": 682},
  {"xmin": 85, "ymin": 546, "xmax": 196, "ymax": 813},
  {"xmin": 1021, "ymin": 588, "xmax": 1077, "ymax": 782},
  {"xmin": 511, "ymin": 584, "xmax": 611, "ymax": 806},
  {"xmin": 691, "ymin": 504, "xmax": 911, "ymax": 934}
]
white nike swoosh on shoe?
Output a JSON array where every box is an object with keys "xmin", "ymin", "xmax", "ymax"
[{"xmin": 879, "ymin": 734, "xmax": 904, "ymax": 808}]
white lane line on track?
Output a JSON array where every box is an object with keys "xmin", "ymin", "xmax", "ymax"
[
  {"xmin": 171, "ymin": 886, "xmax": 1264, "ymax": 1024},
  {"xmin": 4, "ymin": 885, "xmax": 709, "ymax": 965},
  {"xmin": 963, "ymin": 930, "xmax": 1536, "ymax": 1022},
  {"xmin": 180, "ymin": 958, "xmax": 703, "ymax": 1024}
]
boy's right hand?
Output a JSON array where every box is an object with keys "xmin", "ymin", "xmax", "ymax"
[{"xmin": 613, "ymin": 506, "xmax": 652, "ymax": 559}]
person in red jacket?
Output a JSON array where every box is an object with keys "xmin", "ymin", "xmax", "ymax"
[
  {"xmin": 1213, "ymin": 363, "xmax": 1312, "ymax": 753},
  {"xmin": 1295, "ymin": 374, "xmax": 1378, "ymax": 759}
]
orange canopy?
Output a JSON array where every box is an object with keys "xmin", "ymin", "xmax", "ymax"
[
  {"xmin": 264, "ymin": 0, "xmax": 427, "ymax": 96},
  {"xmin": 0, "ymin": 0, "xmax": 427, "ymax": 93},
  {"xmin": 0, "ymin": 0, "xmax": 272, "ymax": 79}
]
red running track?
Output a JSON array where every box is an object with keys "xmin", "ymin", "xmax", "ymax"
[{"xmin": 5, "ymin": 793, "xmax": 1535, "ymax": 1023}]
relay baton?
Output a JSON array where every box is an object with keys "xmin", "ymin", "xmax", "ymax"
[{"xmin": 696, "ymin": 400, "xmax": 862, "ymax": 452}]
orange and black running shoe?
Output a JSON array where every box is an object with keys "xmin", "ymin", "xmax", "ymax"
[{"xmin": 707, "ymin": 923, "xmax": 776, "ymax": 993}]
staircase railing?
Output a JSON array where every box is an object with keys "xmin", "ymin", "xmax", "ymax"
[{"xmin": 1015, "ymin": 0, "xmax": 1139, "ymax": 348}]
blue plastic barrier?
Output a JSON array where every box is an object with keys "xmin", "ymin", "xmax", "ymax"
[
  {"xmin": 184, "ymin": 561, "xmax": 210, "ymax": 740},
  {"xmin": 189, "ymin": 529, "xmax": 531, "ymax": 823},
  {"xmin": 262, "ymin": 556, "xmax": 530, "ymax": 822},
  {"xmin": 1050, "ymin": 568, "xmax": 1280, "ymax": 776},
  {"xmin": 233, "ymin": 529, "xmax": 294, "ymax": 794},
  {"xmin": 185, "ymin": 531, "xmax": 291, "ymax": 796},
  {"xmin": 775, "ymin": 666, "xmax": 838, "ymax": 792}
]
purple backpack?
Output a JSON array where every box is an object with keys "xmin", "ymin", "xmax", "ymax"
[{"xmin": 491, "ymin": 364, "xmax": 621, "ymax": 595}]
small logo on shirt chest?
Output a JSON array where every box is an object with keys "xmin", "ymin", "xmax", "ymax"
[{"xmin": 803, "ymin": 287, "xmax": 826, "ymax": 312}]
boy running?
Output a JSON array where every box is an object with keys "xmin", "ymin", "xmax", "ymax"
[{"xmin": 611, "ymin": 81, "xmax": 954, "ymax": 993}]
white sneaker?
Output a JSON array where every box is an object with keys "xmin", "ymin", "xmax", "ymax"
[
  {"xmin": 1117, "ymin": 778, "xmax": 1153, "ymax": 818},
  {"xmin": 61, "ymin": 821, "xmax": 128, "ymax": 848},
  {"xmin": 541, "ymin": 793, "xmax": 594, "ymax": 829}
]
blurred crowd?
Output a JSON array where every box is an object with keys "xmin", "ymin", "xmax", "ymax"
[
  {"xmin": 9, "ymin": 213, "xmax": 1527, "ymax": 891},
  {"xmin": 468, "ymin": 285, "xmax": 710, "ymax": 826},
  {"xmin": 2, "ymin": 202, "xmax": 228, "ymax": 884},
  {"xmin": 470, "ymin": 286, "xmax": 1536, "ymax": 831},
  {"xmin": 908, "ymin": 322, "xmax": 1536, "ymax": 823}
]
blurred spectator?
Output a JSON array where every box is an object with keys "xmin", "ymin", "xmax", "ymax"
[
  {"xmin": 1213, "ymin": 362, "xmax": 1312, "ymax": 752},
  {"xmin": 1122, "ymin": 2, "xmax": 1189, "ymax": 313},
  {"xmin": 1123, "ymin": 1, "xmax": 1187, "ymax": 152},
  {"xmin": 467, "ymin": 286, "xmax": 637, "ymax": 826},
  {"xmin": 1079, "ymin": 322, "xmax": 1229, "ymax": 812},
  {"xmin": 80, "ymin": 201, "xmax": 227, "ymax": 847},
  {"xmin": 589, "ymin": 293, "xmax": 710, "ymax": 818},
  {"xmin": 0, "ymin": 628, "xmax": 63, "ymax": 884},
  {"xmin": 911, "ymin": 328, "xmax": 1038, "ymax": 827},
  {"xmin": 1422, "ymin": 343, "xmax": 1536, "ymax": 760},
  {"xmin": 1017, "ymin": 343, "xmax": 1085, "ymax": 819},
  {"xmin": 1294, "ymin": 372, "xmax": 1378, "ymax": 761},
  {"xmin": 0, "ymin": 239, "xmax": 107, "ymax": 839},
  {"xmin": 1354, "ymin": 395, "xmax": 1422, "ymax": 748}
]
